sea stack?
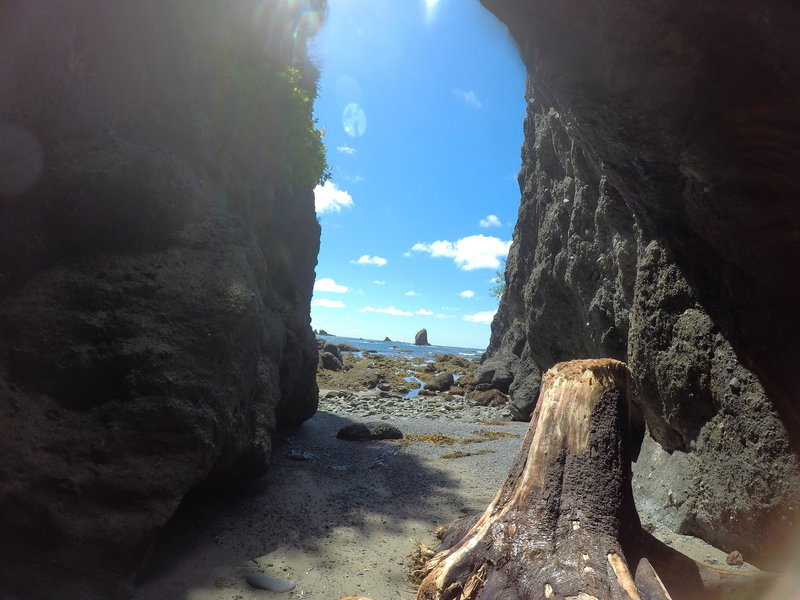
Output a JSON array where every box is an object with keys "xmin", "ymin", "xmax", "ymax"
[{"xmin": 414, "ymin": 328, "xmax": 431, "ymax": 346}]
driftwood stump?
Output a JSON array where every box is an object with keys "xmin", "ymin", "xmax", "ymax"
[{"xmin": 415, "ymin": 359, "xmax": 769, "ymax": 600}]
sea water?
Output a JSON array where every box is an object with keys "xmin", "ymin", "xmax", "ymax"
[{"xmin": 317, "ymin": 334, "xmax": 484, "ymax": 361}]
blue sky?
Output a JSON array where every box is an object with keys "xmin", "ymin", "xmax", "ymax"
[{"xmin": 309, "ymin": 0, "xmax": 526, "ymax": 349}]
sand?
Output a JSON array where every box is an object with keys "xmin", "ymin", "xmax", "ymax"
[
  {"xmin": 134, "ymin": 410, "xmax": 529, "ymax": 600},
  {"xmin": 134, "ymin": 408, "xmax": 759, "ymax": 600}
]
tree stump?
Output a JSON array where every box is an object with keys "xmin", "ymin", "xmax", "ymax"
[{"xmin": 415, "ymin": 359, "xmax": 770, "ymax": 600}]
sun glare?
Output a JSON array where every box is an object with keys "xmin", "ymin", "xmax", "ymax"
[{"xmin": 423, "ymin": 0, "xmax": 440, "ymax": 25}]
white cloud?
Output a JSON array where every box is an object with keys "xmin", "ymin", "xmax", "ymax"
[
  {"xmin": 453, "ymin": 89, "xmax": 483, "ymax": 109},
  {"xmin": 337, "ymin": 145, "xmax": 357, "ymax": 155},
  {"xmin": 405, "ymin": 290, "xmax": 418, "ymax": 296},
  {"xmin": 463, "ymin": 310, "xmax": 496, "ymax": 324},
  {"xmin": 313, "ymin": 278, "xmax": 349, "ymax": 293},
  {"xmin": 435, "ymin": 313, "xmax": 452, "ymax": 319},
  {"xmin": 459, "ymin": 290, "xmax": 475, "ymax": 298},
  {"xmin": 345, "ymin": 174, "xmax": 364, "ymax": 184},
  {"xmin": 479, "ymin": 214, "xmax": 501, "ymax": 228},
  {"xmin": 373, "ymin": 280, "xmax": 386, "ymax": 285},
  {"xmin": 312, "ymin": 298, "xmax": 346, "ymax": 309},
  {"xmin": 314, "ymin": 181, "xmax": 353, "ymax": 214},
  {"xmin": 416, "ymin": 309, "xmax": 433, "ymax": 315},
  {"xmin": 411, "ymin": 235, "xmax": 511, "ymax": 270},
  {"xmin": 352, "ymin": 254, "xmax": 387, "ymax": 267},
  {"xmin": 360, "ymin": 305, "xmax": 413, "ymax": 317}
]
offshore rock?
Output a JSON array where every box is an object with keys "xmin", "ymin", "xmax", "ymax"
[
  {"xmin": 414, "ymin": 328, "xmax": 431, "ymax": 346},
  {"xmin": 482, "ymin": 0, "xmax": 800, "ymax": 566},
  {"xmin": 0, "ymin": 1, "xmax": 324, "ymax": 598}
]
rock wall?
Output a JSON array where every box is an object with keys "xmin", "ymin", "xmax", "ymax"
[
  {"xmin": 0, "ymin": 1, "xmax": 326, "ymax": 598},
  {"xmin": 481, "ymin": 0, "xmax": 800, "ymax": 566}
]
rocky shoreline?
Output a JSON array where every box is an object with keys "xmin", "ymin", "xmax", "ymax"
[{"xmin": 316, "ymin": 340, "xmax": 515, "ymax": 422}]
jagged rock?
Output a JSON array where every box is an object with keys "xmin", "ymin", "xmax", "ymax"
[
  {"xmin": 0, "ymin": 2, "xmax": 323, "ymax": 597},
  {"xmin": 480, "ymin": 0, "xmax": 800, "ymax": 565},
  {"xmin": 414, "ymin": 328, "xmax": 430, "ymax": 346},
  {"xmin": 317, "ymin": 329, "xmax": 331, "ymax": 336},
  {"xmin": 383, "ymin": 336, "xmax": 392, "ymax": 342},
  {"xmin": 337, "ymin": 343, "xmax": 359, "ymax": 352},
  {"xmin": 336, "ymin": 421, "xmax": 403, "ymax": 441},
  {"xmin": 425, "ymin": 372, "xmax": 454, "ymax": 392}
]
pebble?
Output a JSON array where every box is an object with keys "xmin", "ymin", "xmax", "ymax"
[{"xmin": 245, "ymin": 573, "xmax": 296, "ymax": 592}]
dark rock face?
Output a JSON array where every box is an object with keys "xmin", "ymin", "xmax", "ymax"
[
  {"xmin": 0, "ymin": 1, "xmax": 325, "ymax": 597},
  {"xmin": 414, "ymin": 328, "xmax": 431, "ymax": 346},
  {"xmin": 482, "ymin": 0, "xmax": 800, "ymax": 565}
]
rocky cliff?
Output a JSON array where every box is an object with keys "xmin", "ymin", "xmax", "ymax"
[
  {"xmin": 480, "ymin": 0, "xmax": 800, "ymax": 567},
  {"xmin": 0, "ymin": 1, "xmax": 326, "ymax": 597}
]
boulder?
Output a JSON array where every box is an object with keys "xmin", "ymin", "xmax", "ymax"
[
  {"xmin": 434, "ymin": 353, "xmax": 470, "ymax": 368},
  {"xmin": 336, "ymin": 422, "xmax": 403, "ymax": 441},
  {"xmin": 317, "ymin": 338, "xmax": 342, "ymax": 361},
  {"xmin": 319, "ymin": 352, "xmax": 343, "ymax": 372},
  {"xmin": 414, "ymin": 328, "xmax": 431, "ymax": 346},
  {"xmin": 426, "ymin": 372, "xmax": 455, "ymax": 392},
  {"xmin": 383, "ymin": 336, "xmax": 392, "ymax": 342},
  {"xmin": 469, "ymin": 389, "xmax": 509, "ymax": 407}
]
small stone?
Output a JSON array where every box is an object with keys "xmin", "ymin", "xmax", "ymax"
[
  {"xmin": 245, "ymin": 573, "xmax": 296, "ymax": 592},
  {"xmin": 726, "ymin": 550, "xmax": 744, "ymax": 566},
  {"xmin": 729, "ymin": 377, "xmax": 742, "ymax": 394},
  {"xmin": 285, "ymin": 449, "xmax": 314, "ymax": 461}
]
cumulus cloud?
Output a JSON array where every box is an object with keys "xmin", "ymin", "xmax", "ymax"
[
  {"xmin": 360, "ymin": 305, "xmax": 413, "ymax": 317},
  {"xmin": 373, "ymin": 280, "xmax": 386, "ymax": 285},
  {"xmin": 352, "ymin": 255, "xmax": 387, "ymax": 267},
  {"xmin": 416, "ymin": 309, "xmax": 433, "ymax": 315},
  {"xmin": 459, "ymin": 290, "xmax": 475, "ymax": 298},
  {"xmin": 337, "ymin": 145, "xmax": 357, "ymax": 154},
  {"xmin": 463, "ymin": 310, "xmax": 496, "ymax": 324},
  {"xmin": 453, "ymin": 89, "xmax": 483, "ymax": 109},
  {"xmin": 314, "ymin": 181, "xmax": 353, "ymax": 214},
  {"xmin": 479, "ymin": 214, "xmax": 501, "ymax": 228},
  {"xmin": 312, "ymin": 298, "xmax": 346, "ymax": 309},
  {"xmin": 405, "ymin": 290, "xmax": 418, "ymax": 296},
  {"xmin": 411, "ymin": 235, "xmax": 511, "ymax": 270},
  {"xmin": 314, "ymin": 278, "xmax": 349, "ymax": 293}
]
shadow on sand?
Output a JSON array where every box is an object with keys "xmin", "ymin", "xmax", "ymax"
[{"xmin": 133, "ymin": 410, "xmax": 498, "ymax": 599}]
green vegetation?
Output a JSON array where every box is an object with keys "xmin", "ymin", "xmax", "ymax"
[{"xmin": 489, "ymin": 260, "xmax": 507, "ymax": 300}]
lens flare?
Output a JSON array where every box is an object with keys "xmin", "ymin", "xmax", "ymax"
[
  {"xmin": 252, "ymin": 0, "xmax": 326, "ymax": 61},
  {"xmin": 342, "ymin": 103, "xmax": 367, "ymax": 137}
]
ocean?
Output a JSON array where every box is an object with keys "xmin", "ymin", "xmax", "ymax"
[{"xmin": 317, "ymin": 334, "xmax": 485, "ymax": 361}]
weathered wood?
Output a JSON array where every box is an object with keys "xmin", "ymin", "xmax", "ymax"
[{"xmin": 415, "ymin": 359, "xmax": 769, "ymax": 600}]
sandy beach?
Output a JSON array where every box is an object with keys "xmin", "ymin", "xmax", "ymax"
[
  {"xmin": 133, "ymin": 408, "xmax": 529, "ymax": 600},
  {"xmin": 133, "ymin": 396, "xmax": 758, "ymax": 600}
]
